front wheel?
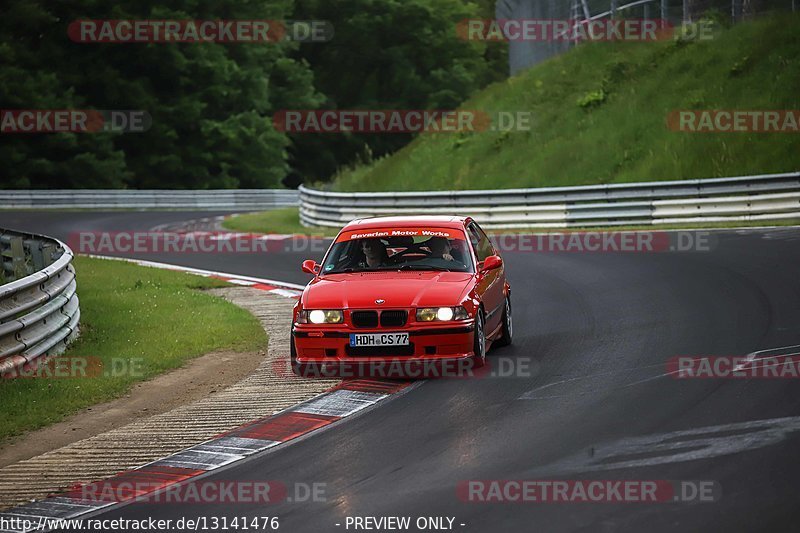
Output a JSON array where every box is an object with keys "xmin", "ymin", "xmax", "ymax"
[
  {"xmin": 495, "ymin": 295, "xmax": 513, "ymax": 347},
  {"xmin": 471, "ymin": 310, "xmax": 486, "ymax": 368}
]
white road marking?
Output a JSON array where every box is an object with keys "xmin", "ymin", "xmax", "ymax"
[
  {"xmin": 84, "ymin": 255, "xmax": 306, "ymax": 290},
  {"xmin": 293, "ymin": 389, "xmax": 388, "ymax": 417},
  {"xmin": 193, "ymin": 436, "xmax": 279, "ymax": 455},
  {"xmin": 733, "ymin": 344, "xmax": 800, "ymax": 372}
]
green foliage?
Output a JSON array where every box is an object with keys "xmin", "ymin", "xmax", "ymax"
[
  {"xmin": 729, "ymin": 55, "xmax": 751, "ymax": 76},
  {"xmin": 0, "ymin": 0, "xmax": 505, "ymax": 189},
  {"xmin": 577, "ymin": 89, "xmax": 607, "ymax": 109},
  {"xmin": 286, "ymin": 0, "xmax": 506, "ymax": 183},
  {"xmin": 699, "ymin": 8, "xmax": 731, "ymax": 28},
  {"xmin": 0, "ymin": 0, "xmax": 322, "ymax": 189}
]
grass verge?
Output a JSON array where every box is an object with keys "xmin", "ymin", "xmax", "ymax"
[
  {"xmin": 223, "ymin": 207, "xmax": 339, "ymax": 237},
  {"xmin": 0, "ymin": 256, "xmax": 267, "ymax": 441}
]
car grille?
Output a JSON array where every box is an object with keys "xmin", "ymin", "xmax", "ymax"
[
  {"xmin": 351, "ymin": 310, "xmax": 408, "ymax": 328},
  {"xmin": 351, "ymin": 311, "xmax": 379, "ymax": 328},
  {"xmin": 380, "ymin": 310, "xmax": 408, "ymax": 327}
]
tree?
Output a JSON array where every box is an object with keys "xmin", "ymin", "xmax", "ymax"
[
  {"xmin": 1, "ymin": 0, "xmax": 323, "ymax": 189},
  {"xmin": 0, "ymin": 2, "xmax": 129, "ymax": 188},
  {"xmin": 287, "ymin": 0, "xmax": 504, "ymax": 184}
]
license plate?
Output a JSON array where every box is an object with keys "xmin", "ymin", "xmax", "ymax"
[{"xmin": 349, "ymin": 332, "xmax": 409, "ymax": 347}]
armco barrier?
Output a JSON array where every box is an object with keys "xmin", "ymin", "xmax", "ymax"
[
  {"xmin": 299, "ymin": 172, "xmax": 800, "ymax": 229},
  {"xmin": 0, "ymin": 229, "xmax": 79, "ymax": 376},
  {"xmin": 0, "ymin": 189, "xmax": 298, "ymax": 210}
]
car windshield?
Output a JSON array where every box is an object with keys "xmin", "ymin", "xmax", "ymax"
[{"xmin": 321, "ymin": 229, "xmax": 474, "ymax": 274}]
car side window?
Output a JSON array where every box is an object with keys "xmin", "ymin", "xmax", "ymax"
[
  {"xmin": 467, "ymin": 223, "xmax": 494, "ymax": 262},
  {"xmin": 467, "ymin": 225, "xmax": 481, "ymax": 253}
]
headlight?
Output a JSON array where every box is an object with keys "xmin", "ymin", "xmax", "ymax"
[
  {"xmin": 298, "ymin": 309, "xmax": 343, "ymax": 324},
  {"xmin": 437, "ymin": 307, "xmax": 454, "ymax": 321},
  {"xmin": 416, "ymin": 306, "xmax": 469, "ymax": 322}
]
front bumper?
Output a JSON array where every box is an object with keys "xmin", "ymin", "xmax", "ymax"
[{"xmin": 292, "ymin": 321, "xmax": 477, "ymax": 378}]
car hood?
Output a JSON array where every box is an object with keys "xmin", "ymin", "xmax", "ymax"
[{"xmin": 302, "ymin": 271, "xmax": 474, "ymax": 309}]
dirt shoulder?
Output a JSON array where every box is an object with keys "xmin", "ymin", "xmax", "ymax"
[{"xmin": 0, "ymin": 348, "xmax": 266, "ymax": 468}]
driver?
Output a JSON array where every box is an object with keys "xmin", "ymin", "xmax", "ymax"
[
  {"xmin": 427, "ymin": 237, "xmax": 456, "ymax": 262},
  {"xmin": 358, "ymin": 238, "xmax": 389, "ymax": 268}
]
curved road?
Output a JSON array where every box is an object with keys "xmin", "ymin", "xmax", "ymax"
[{"xmin": 2, "ymin": 211, "xmax": 800, "ymax": 532}]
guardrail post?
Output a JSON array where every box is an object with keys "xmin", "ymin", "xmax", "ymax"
[
  {"xmin": 6, "ymin": 236, "xmax": 27, "ymax": 281},
  {"xmin": 41, "ymin": 242, "xmax": 56, "ymax": 267},
  {"xmin": 731, "ymin": 0, "xmax": 743, "ymax": 21},
  {"xmin": 27, "ymin": 239, "xmax": 45, "ymax": 271}
]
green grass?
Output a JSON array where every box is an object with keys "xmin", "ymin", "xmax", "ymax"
[
  {"xmin": 0, "ymin": 256, "xmax": 267, "ymax": 441},
  {"xmin": 331, "ymin": 15, "xmax": 800, "ymax": 192},
  {"xmin": 223, "ymin": 207, "xmax": 339, "ymax": 237}
]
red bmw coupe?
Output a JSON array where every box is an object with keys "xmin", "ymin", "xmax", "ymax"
[{"xmin": 291, "ymin": 216, "xmax": 512, "ymax": 378}]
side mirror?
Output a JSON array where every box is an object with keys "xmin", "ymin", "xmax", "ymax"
[
  {"xmin": 302, "ymin": 259, "xmax": 320, "ymax": 275},
  {"xmin": 482, "ymin": 255, "xmax": 503, "ymax": 272}
]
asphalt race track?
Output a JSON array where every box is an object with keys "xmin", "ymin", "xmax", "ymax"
[
  {"xmin": 0, "ymin": 211, "xmax": 312, "ymax": 286},
  {"xmin": 2, "ymin": 211, "xmax": 800, "ymax": 532}
]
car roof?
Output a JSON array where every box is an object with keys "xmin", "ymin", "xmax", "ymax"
[{"xmin": 340, "ymin": 215, "xmax": 471, "ymax": 232}]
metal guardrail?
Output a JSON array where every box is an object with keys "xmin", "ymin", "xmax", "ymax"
[
  {"xmin": 0, "ymin": 189, "xmax": 299, "ymax": 210},
  {"xmin": 0, "ymin": 229, "xmax": 80, "ymax": 376},
  {"xmin": 299, "ymin": 171, "xmax": 800, "ymax": 229}
]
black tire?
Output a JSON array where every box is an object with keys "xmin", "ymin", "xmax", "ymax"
[
  {"xmin": 471, "ymin": 310, "xmax": 487, "ymax": 368},
  {"xmin": 495, "ymin": 295, "xmax": 513, "ymax": 347}
]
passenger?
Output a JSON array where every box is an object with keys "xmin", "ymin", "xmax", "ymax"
[
  {"xmin": 427, "ymin": 237, "xmax": 455, "ymax": 261},
  {"xmin": 359, "ymin": 238, "xmax": 389, "ymax": 268}
]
